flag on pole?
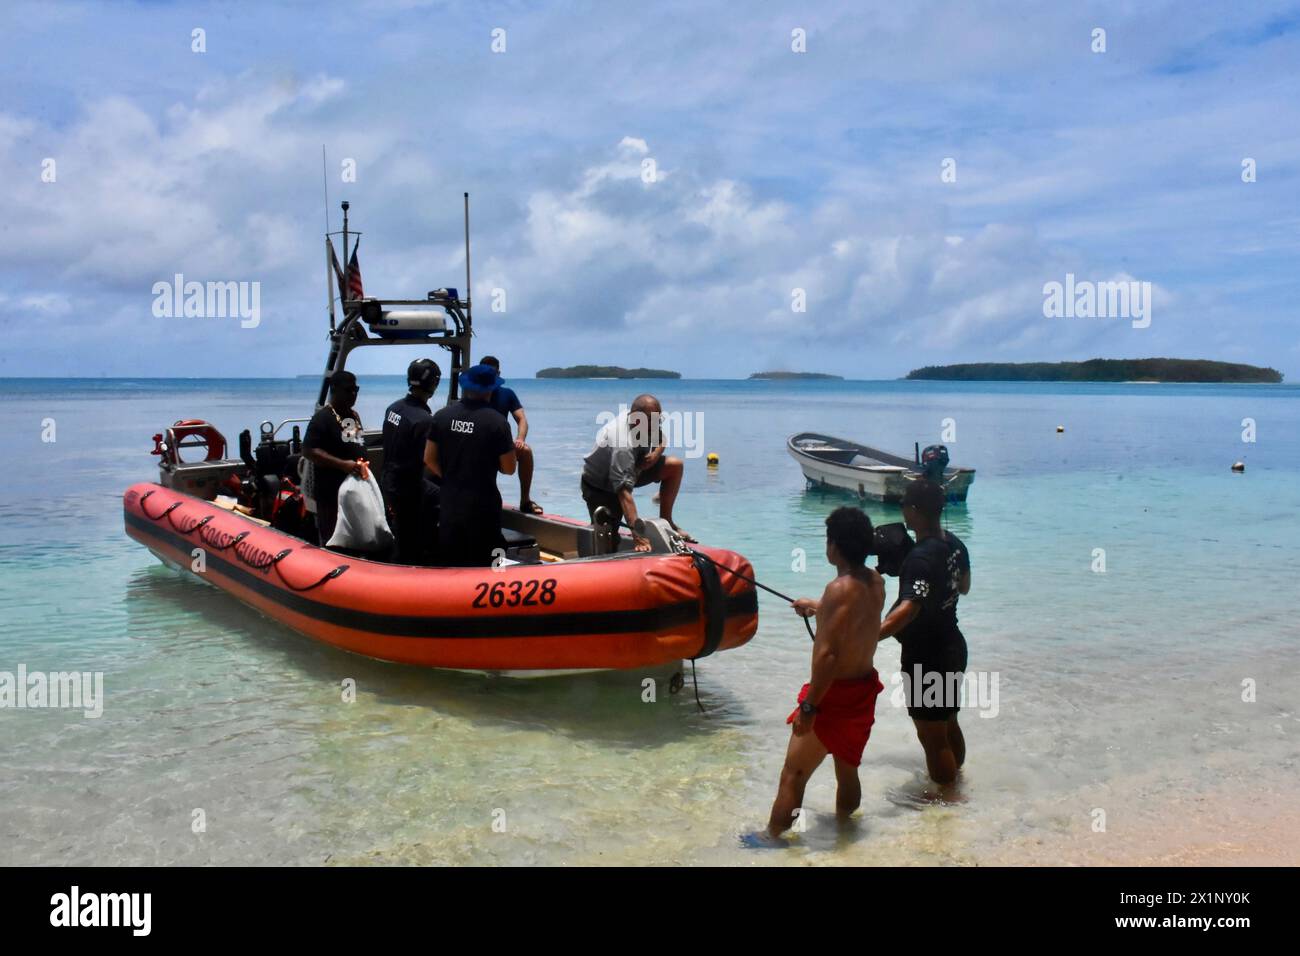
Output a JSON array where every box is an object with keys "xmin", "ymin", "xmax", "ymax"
[
  {"xmin": 327, "ymin": 236, "xmax": 347, "ymax": 304},
  {"xmin": 346, "ymin": 240, "xmax": 364, "ymax": 301}
]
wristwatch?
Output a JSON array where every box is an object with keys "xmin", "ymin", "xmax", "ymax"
[{"xmin": 799, "ymin": 700, "xmax": 817, "ymax": 716}]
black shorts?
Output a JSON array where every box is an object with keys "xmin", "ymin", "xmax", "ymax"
[
  {"xmin": 382, "ymin": 479, "xmax": 440, "ymax": 566},
  {"xmin": 437, "ymin": 493, "xmax": 502, "ymax": 568},
  {"xmin": 315, "ymin": 500, "xmax": 337, "ymax": 545},
  {"xmin": 580, "ymin": 457, "xmax": 667, "ymax": 523},
  {"xmin": 900, "ymin": 631, "xmax": 968, "ymax": 721},
  {"xmin": 438, "ymin": 517, "xmax": 504, "ymax": 569}
]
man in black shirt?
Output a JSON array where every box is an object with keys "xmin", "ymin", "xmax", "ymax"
[
  {"xmin": 302, "ymin": 370, "xmax": 367, "ymax": 544},
  {"xmin": 424, "ymin": 363, "xmax": 516, "ymax": 567},
  {"xmin": 381, "ymin": 358, "xmax": 440, "ymax": 565},
  {"xmin": 879, "ymin": 479, "xmax": 971, "ymax": 787}
]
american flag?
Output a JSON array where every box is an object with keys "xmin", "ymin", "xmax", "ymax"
[{"xmin": 346, "ymin": 241, "xmax": 364, "ymax": 300}]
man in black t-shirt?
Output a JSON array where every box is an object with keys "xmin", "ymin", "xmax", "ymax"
[
  {"xmin": 880, "ymin": 479, "xmax": 972, "ymax": 787},
  {"xmin": 424, "ymin": 363, "xmax": 516, "ymax": 567},
  {"xmin": 302, "ymin": 370, "xmax": 367, "ymax": 544},
  {"xmin": 381, "ymin": 358, "xmax": 440, "ymax": 565}
]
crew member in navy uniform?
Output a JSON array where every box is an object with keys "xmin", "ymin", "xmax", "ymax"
[
  {"xmin": 380, "ymin": 358, "xmax": 441, "ymax": 564},
  {"xmin": 480, "ymin": 355, "xmax": 543, "ymax": 515},
  {"xmin": 302, "ymin": 370, "xmax": 367, "ymax": 545},
  {"xmin": 424, "ymin": 363, "xmax": 516, "ymax": 567},
  {"xmin": 878, "ymin": 478, "xmax": 971, "ymax": 788}
]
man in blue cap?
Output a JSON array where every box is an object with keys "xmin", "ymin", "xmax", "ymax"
[
  {"xmin": 424, "ymin": 362, "xmax": 517, "ymax": 567},
  {"xmin": 480, "ymin": 355, "xmax": 543, "ymax": 515}
]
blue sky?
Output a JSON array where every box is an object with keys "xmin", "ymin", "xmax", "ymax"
[{"xmin": 1, "ymin": 0, "xmax": 1297, "ymax": 378}]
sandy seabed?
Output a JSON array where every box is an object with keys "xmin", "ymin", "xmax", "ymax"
[{"xmin": 984, "ymin": 785, "xmax": 1300, "ymax": 866}]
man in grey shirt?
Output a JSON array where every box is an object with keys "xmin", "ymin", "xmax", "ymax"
[{"xmin": 581, "ymin": 394, "xmax": 694, "ymax": 551}]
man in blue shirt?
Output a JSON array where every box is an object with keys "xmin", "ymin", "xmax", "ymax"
[{"xmin": 481, "ymin": 356, "xmax": 542, "ymax": 514}]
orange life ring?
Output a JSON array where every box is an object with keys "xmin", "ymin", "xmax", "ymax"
[{"xmin": 166, "ymin": 420, "xmax": 227, "ymax": 464}]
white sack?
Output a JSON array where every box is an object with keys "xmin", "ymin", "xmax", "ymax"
[{"xmin": 326, "ymin": 471, "xmax": 394, "ymax": 553}]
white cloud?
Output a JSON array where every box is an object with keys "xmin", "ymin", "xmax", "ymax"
[{"xmin": 1, "ymin": 0, "xmax": 1296, "ymax": 376}]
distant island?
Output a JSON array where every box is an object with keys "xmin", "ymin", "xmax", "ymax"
[
  {"xmin": 749, "ymin": 371, "xmax": 844, "ymax": 381},
  {"xmin": 536, "ymin": 365, "xmax": 681, "ymax": 379},
  {"xmin": 906, "ymin": 358, "xmax": 1283, "ymax": 384}
]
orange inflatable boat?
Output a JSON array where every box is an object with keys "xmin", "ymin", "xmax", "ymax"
[
  {"xmin": 125, "ymin": 480, "xmax": 757, "ymax": 671},
  {"xmin": 122, "ymin": 200, "xmax": 759, "ymax": 674}
]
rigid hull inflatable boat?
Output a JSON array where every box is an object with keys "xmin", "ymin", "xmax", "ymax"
[
  {"xmin": 124, "ymin": 482, "xmax": 756, "ymax": 671},
  {"xmin": 123, "ymin": 199, "xmax": 758, "ymax": 673}
]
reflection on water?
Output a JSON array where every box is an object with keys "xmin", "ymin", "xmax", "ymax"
[{"xmin": 123, "ymin": 567, "xmax": 727, "ymax": 746}]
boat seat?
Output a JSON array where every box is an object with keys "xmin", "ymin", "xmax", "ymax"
[
  {"xmin": 501, "ymin": 526, "xmax": 540, "ymax": 563},
  {"xmin": 502, "ymin": 527, "xmax": 536, "ymax": 548},
  {"xmin": 809, "ymin": 447, "xmax": 858, "ymax": 464}
]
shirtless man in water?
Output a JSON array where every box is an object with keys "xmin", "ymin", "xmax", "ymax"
[{"xmin": 766, "ymin": 507, "xmax": 885, "ymax": 839}]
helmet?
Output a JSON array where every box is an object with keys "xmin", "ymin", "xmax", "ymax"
[{"xmin": 407, "ymin": 358, "xmax": 441, "ymax": 392}]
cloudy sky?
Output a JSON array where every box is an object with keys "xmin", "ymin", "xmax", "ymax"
[{"xmin": 2, "ymin": 0, "xmax": 1297, "ymax": 379}]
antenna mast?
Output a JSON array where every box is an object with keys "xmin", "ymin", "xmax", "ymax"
[
  {"xmin": 322, "ymin": 146, "xmax": 335, "ymax": 331},
  {"xmin": 342, "ymin": 201, "xmax": 350, "ymax": 277},
  {"xmin": 463, "ymin": 192, "xmax": 472, "ymax": 331}
]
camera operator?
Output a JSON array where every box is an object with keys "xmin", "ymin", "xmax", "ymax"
[{"xmin": 878, "ymin": 479, "xmax": 971, "ymax": 788}]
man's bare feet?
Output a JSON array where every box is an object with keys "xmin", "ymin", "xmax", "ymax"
[{"xmin": 520, "ymin": 500, "xmax": 544, "ymax": 515}]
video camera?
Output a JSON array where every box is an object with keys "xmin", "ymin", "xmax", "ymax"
[{"xmin": 873, "ymin": 522, "xmax": 915, "ymax": 576}]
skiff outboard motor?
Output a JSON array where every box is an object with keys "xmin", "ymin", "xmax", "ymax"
[{"xmin": 920, "ymin": 444, "xmax": 950, "ymax": 482}]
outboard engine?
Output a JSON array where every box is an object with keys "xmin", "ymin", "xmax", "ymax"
[{"xmin": 920, "ymin": 444, "xmax": 950, "ymax": 481}]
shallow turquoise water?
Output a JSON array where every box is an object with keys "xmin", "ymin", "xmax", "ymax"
[{"xmin": 1, "ymin": 377, "xmax": 1297, "ymax": 864}]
